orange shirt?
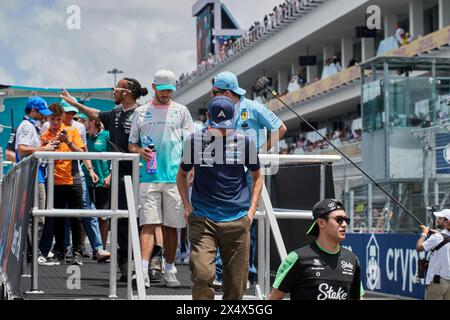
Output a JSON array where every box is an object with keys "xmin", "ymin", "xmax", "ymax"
[{"xmin": 41, "ymin": 124, "xmax": 85, "ymax": 185}]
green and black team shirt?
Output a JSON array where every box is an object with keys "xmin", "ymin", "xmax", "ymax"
[{"xmin": 273, "ymin": 242, "xmax": 365, "ymax": 300}]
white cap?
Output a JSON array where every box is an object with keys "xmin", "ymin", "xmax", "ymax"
[
  {"xmin": 154, "ymin": 69, "xmax": 176, "ymax": 91},
  {"xmin": 434, "ymin": 209, "xmax": 450, "ymax": 220}
]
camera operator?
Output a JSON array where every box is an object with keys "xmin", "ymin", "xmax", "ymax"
[{"xmin": 416, "ymin": 209, "xmax": 450, "ymax": 300}]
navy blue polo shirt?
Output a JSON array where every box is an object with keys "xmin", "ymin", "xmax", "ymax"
[{"xmin": 180, "ymin": 129, "xmax": 260, "ymax": 222}]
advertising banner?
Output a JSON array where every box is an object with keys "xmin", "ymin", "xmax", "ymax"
[
  {"xmin": 0, "ymin": 157, "xmax": 37, "ymax": 299},
  {"xmin": 343, "ymin": 233, "xmax": 425, "ymax": 299}
]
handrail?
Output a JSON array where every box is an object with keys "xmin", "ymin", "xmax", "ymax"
[
  {"xmin": 259, "ymin": 154, "xmax": 341, "ymax": 163},
  {"xmin": 29, "ymin": 151, "xmax": 140, "ymax": 299}
]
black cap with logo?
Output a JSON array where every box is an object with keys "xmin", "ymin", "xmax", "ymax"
[{"xmin": 306, "ymin": 199, "xmax": 345, "ymax": 236}]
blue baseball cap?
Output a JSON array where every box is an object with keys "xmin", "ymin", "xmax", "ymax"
[
  {"xmin": 213, "ymin": 71, "xmax": 246, "ymax": 96},
  {"xmin": 208, "ymin": 96, "xmax": 235, "ymax": 129},
  {"xmin": 26, "ymin": 96, "xmax": 52, "ymax": 117}
]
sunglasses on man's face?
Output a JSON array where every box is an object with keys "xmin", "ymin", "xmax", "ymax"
[
  {"xmin": 324, "ymin": 216, "xmax": 351, "ymax": 226},
  {"xmin": 113, "ymin": 87, "xmax": 131, "ymax": 93},
  {"xmin": 211, "ymin": 89, "xmax": 226, "ymax": 96}
]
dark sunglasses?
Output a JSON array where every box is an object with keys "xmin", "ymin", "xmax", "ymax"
[
  {"xmin": 324, "ymin": 216, "xmax": 351, "ymax": 225},
  {"xmin": 211, "ymin": 89, "xmax": 226, "ymax": 96}
]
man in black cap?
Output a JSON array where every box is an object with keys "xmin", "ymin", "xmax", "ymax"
[{"xmin": 268, "ymin": 199, "xmax": 364, "ymax": 300}]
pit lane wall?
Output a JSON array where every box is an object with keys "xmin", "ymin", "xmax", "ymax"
[{"xmin": 343, "ymin": 233, "xmax": 425, "ymax": 299}]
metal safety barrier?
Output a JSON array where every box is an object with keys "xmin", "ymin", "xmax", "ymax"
[{"xmin": 28, "ymin": 151, "xmax": 146, "ymax": 299}]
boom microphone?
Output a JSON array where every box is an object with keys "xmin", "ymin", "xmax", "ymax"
[{"xmin": 256, "ymin": 76, "xmax": 425, "ymax": 226}]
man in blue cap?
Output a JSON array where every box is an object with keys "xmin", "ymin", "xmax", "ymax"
[
  {"xmin": 211, "ymin": 71, "xmax": 287, "ymax": 287},
  {"xmin": 15, "ymin": 96, "xmax": 56, "ymax": 160},
  {"xmin": 15, "ymin": 97, "xmax": 56, "ymax": 264},
  {"xmin": 177, "ymin": 96, "xmax": 263, "ymax": 300}
]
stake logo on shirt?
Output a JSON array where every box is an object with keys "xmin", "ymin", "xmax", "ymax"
[{"xmin": 317, "ymin": 283, "xmax": 348, "ymax": 300}]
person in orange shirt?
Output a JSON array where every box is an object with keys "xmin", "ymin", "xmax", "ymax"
[{"xmin": 40, "ymin": 103, "xmax": 86, "ymax": 265}]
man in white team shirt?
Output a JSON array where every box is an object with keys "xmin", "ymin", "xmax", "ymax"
[
  {"xmin": 15, "ymin": 96, "xmax": 56, "ymax": 160},
  {"xmin": 129, "ymin": 69, "xmax": 194, "ymax": 287}
]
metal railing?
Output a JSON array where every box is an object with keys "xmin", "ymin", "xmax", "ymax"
[
  {"xmin": 28, "ymin": 151, "xmax": 145, "ymax": 299},
  {"xmin": 254, "ymin": 154, "xmax": 341, "ymax": 299}
]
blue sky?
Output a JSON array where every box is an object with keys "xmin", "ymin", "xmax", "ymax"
[{"xmin": 0, "ymin": 0, "xmax": 282, "ymax": 89}]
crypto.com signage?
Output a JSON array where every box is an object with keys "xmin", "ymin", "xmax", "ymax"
[{"xmin": 343, "ymin": 233, "xmax": 426, "ymax": 299}]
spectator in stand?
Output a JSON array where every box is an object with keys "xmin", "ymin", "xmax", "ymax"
[
  {"xmin": 287, "ymin": 74, "xmax": 301, "ymax": 93},
  {"xmin": 395, "ymin": 26, "xmax": 412, "ymax": 46},
  {"xmin": 297, "ymin": 75, "xmax": 307, "ymax": 88},
  {"xmin": 348, "ymin": 58, "xmax": 358, "ymax": 68}
]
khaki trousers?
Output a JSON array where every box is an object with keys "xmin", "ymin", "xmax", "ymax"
[
  {"xmin": 425, "ymin": 277, "xmax": 450, "ymax": 300},
  {"xmin": 188, "ymin": 215, "xmax": 250, "ymax": 300}
]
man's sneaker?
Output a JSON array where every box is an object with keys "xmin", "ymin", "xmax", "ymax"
[
  {"xmin": 150, "ymin": 255, "xmax": 163, "ymax": 271},
  {"xmin": 246, "ymin": 280, "xmax": 254, "ymax": 290},
  {"xmin": 42, "ymin": 255, "xmax": 61, "ymax": 266},
  {"xmin": 95, "ymin": 249, "xmax": 111, "ymax": 263},
  {"xmin": 81, "ymin": 248, "xmax": 91, "ymax": 258},
  {"xmin": 143, "ymin": 269, "xmax": 150, "ymax": 288},
  {"xmin": 149, "ymin": 269, "xmax": 162, "ymax": 283},
  {"xmin": 175, "ymin": 250, "xmax": 190, "ymax": 265},
  {"xmin": 164, "ymin": 269, "xmax": 180, "ymax": 287},
  {"xmin": 38, "ymin": 254, "xmax": 47, "ymax": 265},
  {"xmin": 118, "ymin": 262, "xmax": 128, "ymax": 282},
  {"xmin": 212, "ymin": 279, "xmax": 223, "ymax": 290},
  {"xmin": 182, "ymin": 252, "xmax": 189, "ymax": 265},
  {"xmin": 71, "ymin": 252, "xmax": 83, "ymax": 266},
  {"xmin": 53, "ymin": 251, "xmax": 65, "ymax": 264}
]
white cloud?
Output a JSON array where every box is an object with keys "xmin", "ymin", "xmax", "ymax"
[
  {"xmin": 0, "ymin": 66, "xmax": 15, "ymax": 85},
  {"xmin": 0, "ymin": 0, "xmax": 281, "ymax": 89}
]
